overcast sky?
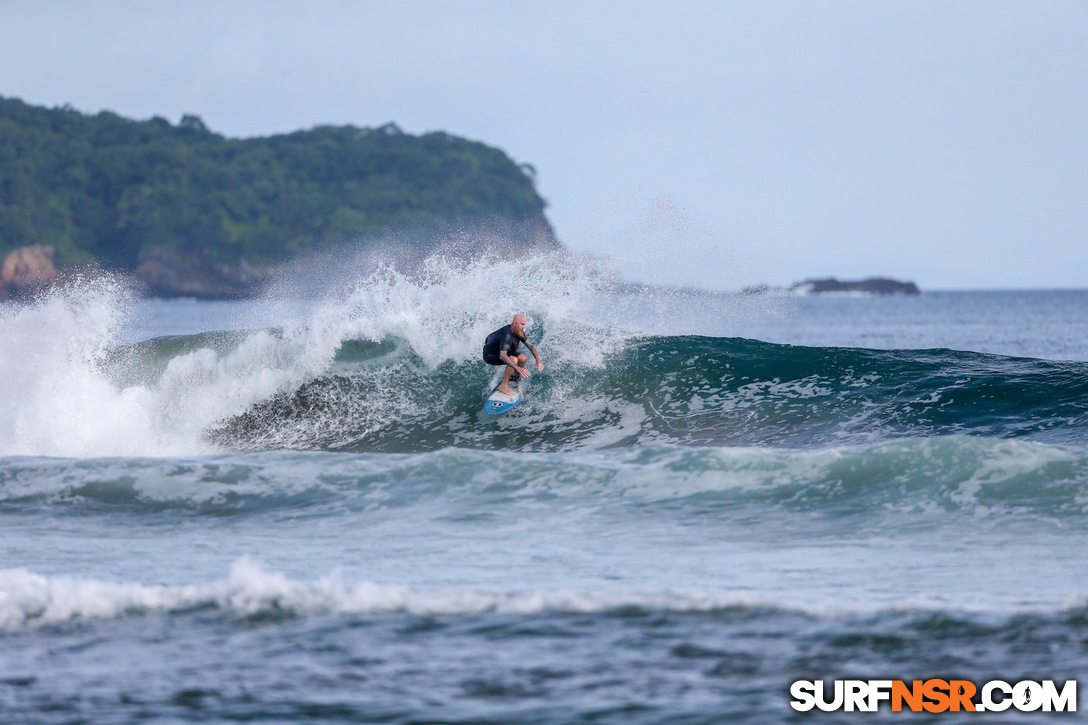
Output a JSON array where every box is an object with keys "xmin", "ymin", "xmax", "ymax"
[{"xmin": 2, "ymin": 1, "xmax": 1085, "ymax": 290}]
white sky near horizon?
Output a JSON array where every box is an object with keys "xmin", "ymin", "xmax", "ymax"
[{"xmin": 1, "ymin": 1, "xmax": 1085, "ymax": 291}]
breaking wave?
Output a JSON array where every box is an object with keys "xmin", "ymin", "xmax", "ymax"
[{"xmin": 2, "ymin": 255, "xmax": 1086, "ymax": 458}]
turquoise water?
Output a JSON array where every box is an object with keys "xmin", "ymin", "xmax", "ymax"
[{"xmin": 2, "ymin": 262, "xmax": 1086, "ymax": 723}]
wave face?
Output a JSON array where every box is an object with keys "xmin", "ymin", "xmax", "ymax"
[
  {"xmin": 0, "ymin": 256, "xmax": 627, "ymax": 457},
  {"xmin": 4, "ymin": 261, "xmax": 1084, "ymax": 458},
  {"xmin": 209, "ymin": 334, "xmax": 1088, "ymax": 453}
]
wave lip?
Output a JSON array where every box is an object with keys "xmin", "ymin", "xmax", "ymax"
[
  {"xmin": 0, "ymin": 253, "xmax": 636, "ymax": 458},
  {"xmin": 5, "ymin": 267, "xmax": 1088, "ymax": 458}
]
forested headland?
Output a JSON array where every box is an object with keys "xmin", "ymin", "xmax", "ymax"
[{"xmin": 0, "ymin": 95, "xmax": 557, "ymax": 297}]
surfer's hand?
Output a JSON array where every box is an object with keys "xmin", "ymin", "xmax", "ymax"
[
  {"xmin": 536, "ymin": 360, "xmax": 544, "ymax": 372},
  {"xmin": 518, "ymin": 366, "xmax": 531, "ymax": 378}
]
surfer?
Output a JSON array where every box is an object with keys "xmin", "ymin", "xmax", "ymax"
[{"xmin": 483, "ymin": 314, "xmax": 544, "ymax": 395}]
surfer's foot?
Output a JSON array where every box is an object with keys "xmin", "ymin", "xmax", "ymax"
[{"xmin": 499, "ymin": 386, "xmax": 514, "ymax": 396}]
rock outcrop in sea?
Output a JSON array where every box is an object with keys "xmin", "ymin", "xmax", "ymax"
[
  {"xmin": 794, "ymin": 277, "xmax": 921, "ymax": 295},
  {"xmin": 743, "ymin": 277, "xmax": 921, "ymax": 296}
]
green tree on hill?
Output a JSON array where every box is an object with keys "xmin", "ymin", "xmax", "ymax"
[{"xmin": 0, "ymin": 95, "xmax": 556, "ymax": 295}]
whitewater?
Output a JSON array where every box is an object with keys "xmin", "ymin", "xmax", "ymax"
[{"xmin": 2, "ymin": 254, "xmax": 1087, "ymax": 723}]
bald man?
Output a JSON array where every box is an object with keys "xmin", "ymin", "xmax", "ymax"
[{"xmin": 482, "ymin": 314, "xmax": 544, "ymax": 396}]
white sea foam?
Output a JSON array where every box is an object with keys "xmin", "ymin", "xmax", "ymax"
[
  {"xmin": 0, "ymin": 277, "xmax": 158, "ymax": 457},
  {"xmin": 0, "ymin": 253, "xmax": 637, "ymax": 458},
  {"xmin": 3, "ymin": 555, "xmax": 1078, "ymax": 632},
  {"xmin": 299, "ymin": 252, "xmax": 632, "ymax": 369},
  {"xmin": 0, "ymin": 556, "xmax": 770, "ymax": 630},
  {"xmin": 0, "ymin": 278, "xmax": 343, "ymax": 457}
]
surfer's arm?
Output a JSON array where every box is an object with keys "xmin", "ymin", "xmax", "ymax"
[
  {"xmin": 526, "ymin": 342, "xmax": 543, "ymax": 371},
  {"xmin": 499, "ymin": 349, "xmax": 530, "ymax": 375}
]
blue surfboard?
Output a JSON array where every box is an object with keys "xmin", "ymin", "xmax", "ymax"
[{"xmin": 484, "ymin": 377, "xmax": 524, "ymax": 415}]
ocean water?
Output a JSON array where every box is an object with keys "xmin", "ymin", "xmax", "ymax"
[{"xmin": 1, "ymin": 256, "xmax": 1086, "ymax": 723}]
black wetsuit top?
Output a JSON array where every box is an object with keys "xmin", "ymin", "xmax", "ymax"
[{"xmin": 483, "ymin": 325, "xmax": 530, "ymax": 366}]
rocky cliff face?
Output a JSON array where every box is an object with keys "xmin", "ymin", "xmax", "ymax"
[
  {"xmin": 134, "ymin": 248, "xmax": 279, "ymax": 299},
  {"xmin": 1, "ymin": 245, "xmax": 58, "ymax": 300}
]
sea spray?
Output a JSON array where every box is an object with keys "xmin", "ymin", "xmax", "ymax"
[
  {"xmin": 0, "ymin": 252, "xmax": 638, "ymax": 457},
  {"xmin": 0, "ymin": 278, "xmax": 335, "ymax": 458},
  {"xmin": 6, "ymin": 259, "xmax": 1085, "ymax": 459},
  {"xmin": 297, "ymin": 251, "xmax": 635, "ymax": 368},
  {"xmin": 0, "ymin": 276, "xmax": 154, "ymax": 457}
]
